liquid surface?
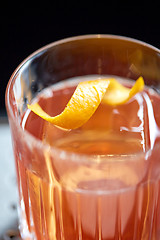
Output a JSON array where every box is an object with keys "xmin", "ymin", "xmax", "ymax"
[{"xmin": 23, "ymin": 76, "xmax": 160, "ymax": 156}]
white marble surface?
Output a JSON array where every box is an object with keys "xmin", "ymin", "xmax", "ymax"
[{"xmin": 0, "ymin": 122, "xmax": 19, "ymax": 238}]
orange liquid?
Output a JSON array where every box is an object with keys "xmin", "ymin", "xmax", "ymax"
[{"xmin": 16, "ymin": 78, "xmax": 160, "ymax": 239}]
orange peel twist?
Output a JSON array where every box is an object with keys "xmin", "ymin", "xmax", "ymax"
[{"xmin": 27, "ymin": 77, "xmax": 144, "ymax": 130}]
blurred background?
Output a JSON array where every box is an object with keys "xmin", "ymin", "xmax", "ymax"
[{"xmin": 1, "ymin": 1, "xmax": 160, "ymax": 117}]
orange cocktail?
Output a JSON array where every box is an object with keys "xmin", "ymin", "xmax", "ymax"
[{"xmin": 6, "ymin": 35, "xmax": 160, "ymax": 240}]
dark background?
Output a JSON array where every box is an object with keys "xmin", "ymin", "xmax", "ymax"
[{"xmin": 1, "ymin": 2, "xmax": 160, "ymax": 117}]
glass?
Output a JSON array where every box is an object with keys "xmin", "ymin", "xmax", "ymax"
[{"xmin": 5, "ymin": 35, "xmax": 160, "ymax": 240}]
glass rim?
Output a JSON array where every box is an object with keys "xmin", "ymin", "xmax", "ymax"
[{"xmin": 5, "ymin": 34, "xmax": 160, "ymax": 163}]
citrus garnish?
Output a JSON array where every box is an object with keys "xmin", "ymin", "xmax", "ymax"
[{"xmin": 27, "ymin": 77, "xmax": 144, "ymax": 130}]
